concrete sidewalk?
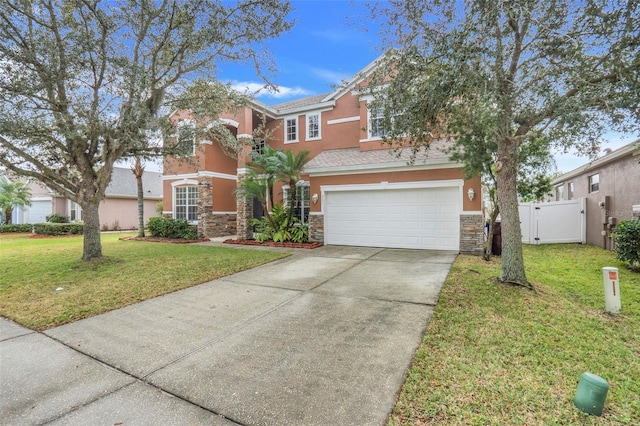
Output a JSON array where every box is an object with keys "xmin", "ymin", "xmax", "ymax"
[{"xmin": 1, "ymin": 246, "xmax": 456, "ymax": 425}]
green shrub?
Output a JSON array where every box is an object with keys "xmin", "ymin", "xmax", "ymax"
[
  {"xmin": 46, "ymin": 213, "xmax": 69, "ymax": 223},
  {"xmin": 613, "ymin": 220, "xmax": 640, "ymax": 271},
  {"xmin": 249, "ymin": 204, "xmax": 308, "ymax": 243},
  {"xmin": 147, "ymin": 216, "xmax": 197, "ymax": 239},
  {"xmin": 33, "ymin": 222, "xmax": 84, "ymax": 236},
  {"xmin": 0, "ymin": 224, "xmax": 33, "ymax": 233}
]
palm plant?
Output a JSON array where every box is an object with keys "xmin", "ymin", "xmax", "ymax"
[
  {"xmin": 0, "ymin": 179, "xmax": 32, "ymax": 224},
  {"xmin": 274, "ymin": 149, "xmax": 311, "ymax": 223}
]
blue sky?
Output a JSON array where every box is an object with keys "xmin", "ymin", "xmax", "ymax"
[
  {"xmin": 212, "ymin": 0, "xmax": 637, "ymax": 174},
  {"xmin": 217, "ymin": 1, "xmax": 381, "ymax": 102}
]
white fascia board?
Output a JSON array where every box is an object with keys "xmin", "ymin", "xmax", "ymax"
[
  {"xmin": 31, "ymin": 196, "xmax": 53, "ymax": 201},
  {"xmin": 275, "ymin": 101, "xmax": 335, "ymax": 116},
  {"xmin": 322, "ymin": 51, "xmax": 389, "ymax": 102},
  {"xmin": 163, "ymin": 171, "xmax": 237, "ymax": 181},
  {"xmin": 552, "ymin": 141, "xmax": 640, "ymax": 184},
  {"xmin": 307, "ymin": 159, "xmax": 461, "ymax": 177}
]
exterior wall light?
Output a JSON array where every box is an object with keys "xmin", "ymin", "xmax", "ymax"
[
  {"xmin": 312, "ymin": 193, "xmax": 319, "ymax": 204},
  {"xmin": 467, "ymin": 188, "xmax": 475, "ymax": 201}
]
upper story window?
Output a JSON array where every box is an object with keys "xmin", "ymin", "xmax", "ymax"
[
  {"xmin": 567, "ymin": 182, "xmax": 574, "ymax": 200},
  {"xmin": 589, "ymin": 174, "xmax": 600, "ymax": 193},
  {"xmin": 368, "ymin": 106, "xmax": 385, "ymax": 139},
  {"xmin": 176, "ymin": 120, "xmax": 196, "ymax": 156},
  {"xmin": 175, "ymin": 186, "xmax": 198, "ymax": 222},
  {"xmin": 555, "ymin": 185, "xmax": 564, "ymax": 201},
  {"xmin": 306, "ymin": 113, "xmax": 320, "ymax": 140},
  {"xmin": 285, "ymin": 117, "xmax": 298, "ymax": 143},
  {"xmin": 367, "ymin": 105, "xmax": 402, "ymax": 139},
  {"xmin": 253, "ymin": 139, "xmax": 265, "ymax": 155}
]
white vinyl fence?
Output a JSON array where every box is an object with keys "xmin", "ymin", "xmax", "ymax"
[{"xmin": 519, "ymin": 198, "xmax": 586, "ymax": 244}]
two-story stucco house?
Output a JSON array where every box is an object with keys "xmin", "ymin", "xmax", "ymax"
[
  {"xmin": 552, "ymin": 140, "xmax": 640, "ymax": 249},
  {"xmin": 162, "ymin": 58, "xmax": 484, "ymax": 253}
]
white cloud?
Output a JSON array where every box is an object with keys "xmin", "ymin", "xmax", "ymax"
[
  {"xmin": 310, "ymin": 67, "xmax": 352, "ymax": 85},
  {"xmin": 229, "ymin": 81, "xmax": 313, "ymax": 99}
]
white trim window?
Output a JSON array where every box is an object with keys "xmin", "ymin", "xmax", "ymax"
[
  {"xmin": 589, "ymin": 174, "xmax": 599, "ymax": 193},
  {"xmin": 285, "ymin": 117, "xmax": 298, "ymax": 143},
  {"xmin": 306, "ymin": 113, "xmax": 321, "ymax": 140},
  {"xmin": 282, "ymin": 181, "xmax": 310, "ymax": 223},
  {"xmin": 368, "ymin": 106, "xmax": 385, "ymax": 139},
  {"xmin": 175, "ymin": 185, "xmax": 198, "ymax": 222},
  {"xmin": 69, "ymin": 201, "xmax": 82, "ymax": 222},
  {"xmin": 176, "ymin": 120, "xmax": 196, "ymax": 156},
  {"xmin": 367, "ymin": 104, "xmax": 402, "ymax": 140}
]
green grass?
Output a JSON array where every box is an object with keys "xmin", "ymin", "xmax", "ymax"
[
  {"xmin": 389, "ymin": 244, "xmax": 640, "ymax": 425},
  {"xmin": 0, "ymin": 233, "xmax": 288, "ymax": 330}
]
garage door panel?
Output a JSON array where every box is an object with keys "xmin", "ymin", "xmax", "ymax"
[{"xmin": 325, "ymin": 187, "xmax": 460, "ymax": 250}]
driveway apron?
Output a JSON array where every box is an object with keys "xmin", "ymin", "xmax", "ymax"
[{"xmin": 1, "ymin": 246, "xmax": 456, "ymax": 426}]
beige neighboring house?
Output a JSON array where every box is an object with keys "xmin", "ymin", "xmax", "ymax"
[
  {"xmin": 552, "ymin": 140, "xmax": 640, "ymax": 249},
  {"xmin": 28, "ymin": 167, "xmax": 163, "ymax": 229}
]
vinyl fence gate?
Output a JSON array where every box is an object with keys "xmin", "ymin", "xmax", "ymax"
[{"xmin": 519, "ymin": 198, "xmax": 586, "ymax": 244}]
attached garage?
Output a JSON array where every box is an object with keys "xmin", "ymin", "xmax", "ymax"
[
  {"xmin": 323, "ymin": 182, "xmax": 462, "ymax": 250},
  {"xmin": 27, "ymin": 199, "xmax": 53, "ymax": 224}
]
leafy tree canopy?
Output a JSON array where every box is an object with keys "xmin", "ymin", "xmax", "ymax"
[
  {"xmin": 0, "ymin": 0, "xmax": 293, "ymax": 259},
  {"xmin": 367, "ymin": 0, "xmax": 639, "ymax": 285}
]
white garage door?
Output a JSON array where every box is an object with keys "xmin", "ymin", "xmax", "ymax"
[
  {"xmin": 324, "ymin": 186, "xmax": 460, "ymax": 250},
  {"xmin": 28, "ymin": 200, "xmax": 52, "ymax": 224}
]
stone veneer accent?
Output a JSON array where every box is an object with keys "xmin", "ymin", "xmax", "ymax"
[
  {"xmin": 308, "ymin": 214, "xmax": 324, "ymax": 244},
  {"xmin": 236, "ymin": 173, "xmax": 253, "ymax": 240},
  {"xmin": 196, "ymin": 177, "xmax": 236, "ymax": 238},
  {"xmin": 459, "ymin": 214, "xmax": 484, "ymax": 255}
]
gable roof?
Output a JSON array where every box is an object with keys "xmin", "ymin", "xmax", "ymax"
[
  {"xmin": 552, "ymin": 140, "xmax": 640, "ymax": 184},
  {"xmin": 106, "ymin": 167, "xmax": 163, "ymax": 199}
]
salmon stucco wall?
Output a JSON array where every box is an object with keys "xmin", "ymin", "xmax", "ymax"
[{"xmin": 99, "ymin": 198, "xmax": 160, "ymax": 230}]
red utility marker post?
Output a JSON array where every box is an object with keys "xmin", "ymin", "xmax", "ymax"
[{"xmin": 602, "ymin": 267, "xmax": 621, "ymax": 314}]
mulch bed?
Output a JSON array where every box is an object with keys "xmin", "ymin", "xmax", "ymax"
[
  {"xmin": 223, "ymin": 239, "xmax": 323, "ymax": 249},
  {"xmin": 119, "ymin": 236, "xmax": 210, "ymax": 244}
]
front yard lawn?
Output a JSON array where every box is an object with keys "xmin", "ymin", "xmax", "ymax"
[
  {"xmin": 390, "ymin": 244, "xmax": 639, "ymax": 425},
  {"xmin": 0, "ymin": 233, "xmax": 288, "ymax": 330}
]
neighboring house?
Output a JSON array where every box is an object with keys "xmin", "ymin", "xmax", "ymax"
[
  {"xmin": 163, "ymin": 57, "xmax": 484, "ymax": 253},
  {"xmin": 0, "ymin": 174, "xmax": 29, "ymax": 225},
  {"xmin": 552, "ymin": 141, "xmax": 640, "ymax": 249},
  {"xmin": 28, "ymin": 167, "xmax": 163, "ymax": 229}
]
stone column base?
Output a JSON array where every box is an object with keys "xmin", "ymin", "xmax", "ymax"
[{"xmin": 460, "ymin": 214, "xmax": 484, "ymax": 255}]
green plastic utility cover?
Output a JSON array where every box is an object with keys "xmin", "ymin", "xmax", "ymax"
[{"xmin": 574, "ymin": 372, "xmax": 609, "ymax": 416}]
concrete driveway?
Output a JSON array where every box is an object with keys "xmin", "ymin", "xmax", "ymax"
[{"xmin": 1, "ymin": 245, "xmax": 456, "ymax": 425}]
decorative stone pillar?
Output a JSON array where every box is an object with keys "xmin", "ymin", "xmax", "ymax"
[
  {"xmin": 309, "ymin": 214, "xmax": 324, "ymax": 244},
  {"xmin": 197, "ymin": 177, "xmax": 213, "ymax": 238},
  {"xmin": 236, "ymin": 173, "xmax": 253, "ymax": 240},
  {"xmin": 459, "ymin": 213, "xmax": 484, "ymax": 255}
]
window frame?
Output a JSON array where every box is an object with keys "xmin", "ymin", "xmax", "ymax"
[
  {"xmin": 589, "ymin": 174, "xmax": 600, "ymax": 193},
  {"xmin": 176, "ymin": 119, "xmax": 196, "ymax": 156},
  {"xmin": 305, "ymin": 112, "xmax": 321, "ymax": 141},
  {"xmin": 285, "ymin": 116, "xmax": 299, "ymax": 143},
  {"xmin": 282, "ymin": 181, "xmax": 310, "ymax": 224},
  {"xmin": 567, "ymin": 182, "xmax": 574, "ymax": 200},
  {"xmin": 174, "ymin": 185, "xmax": 198, "ymax": 223},
  {"xmin": 69, "ymin": 200, "xmax": 82, "ymax": 222}
]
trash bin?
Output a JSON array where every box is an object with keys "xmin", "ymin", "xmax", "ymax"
[
  {"xmin": 491, "ymin": 222, "xmax": 502, "ymax": 255},
  {"xmin": 574, "ymin": 372, "xmax": 609, "ymax": 416}
]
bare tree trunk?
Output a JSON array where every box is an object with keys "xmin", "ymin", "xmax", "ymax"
[
  {"xmin": 81, "ymin": 201, "xmax": 102, "ymax": 260},
  {"xmin": 5, "ymin": 207, "xmax": 12, "ymax": 224},
  {"xmin": 495, "ymin": 138, "xmax": 529, "ymax": 287},
  {"xmin": 131, "ymin": 158, "xmax": 145, "ymax": 237}
]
